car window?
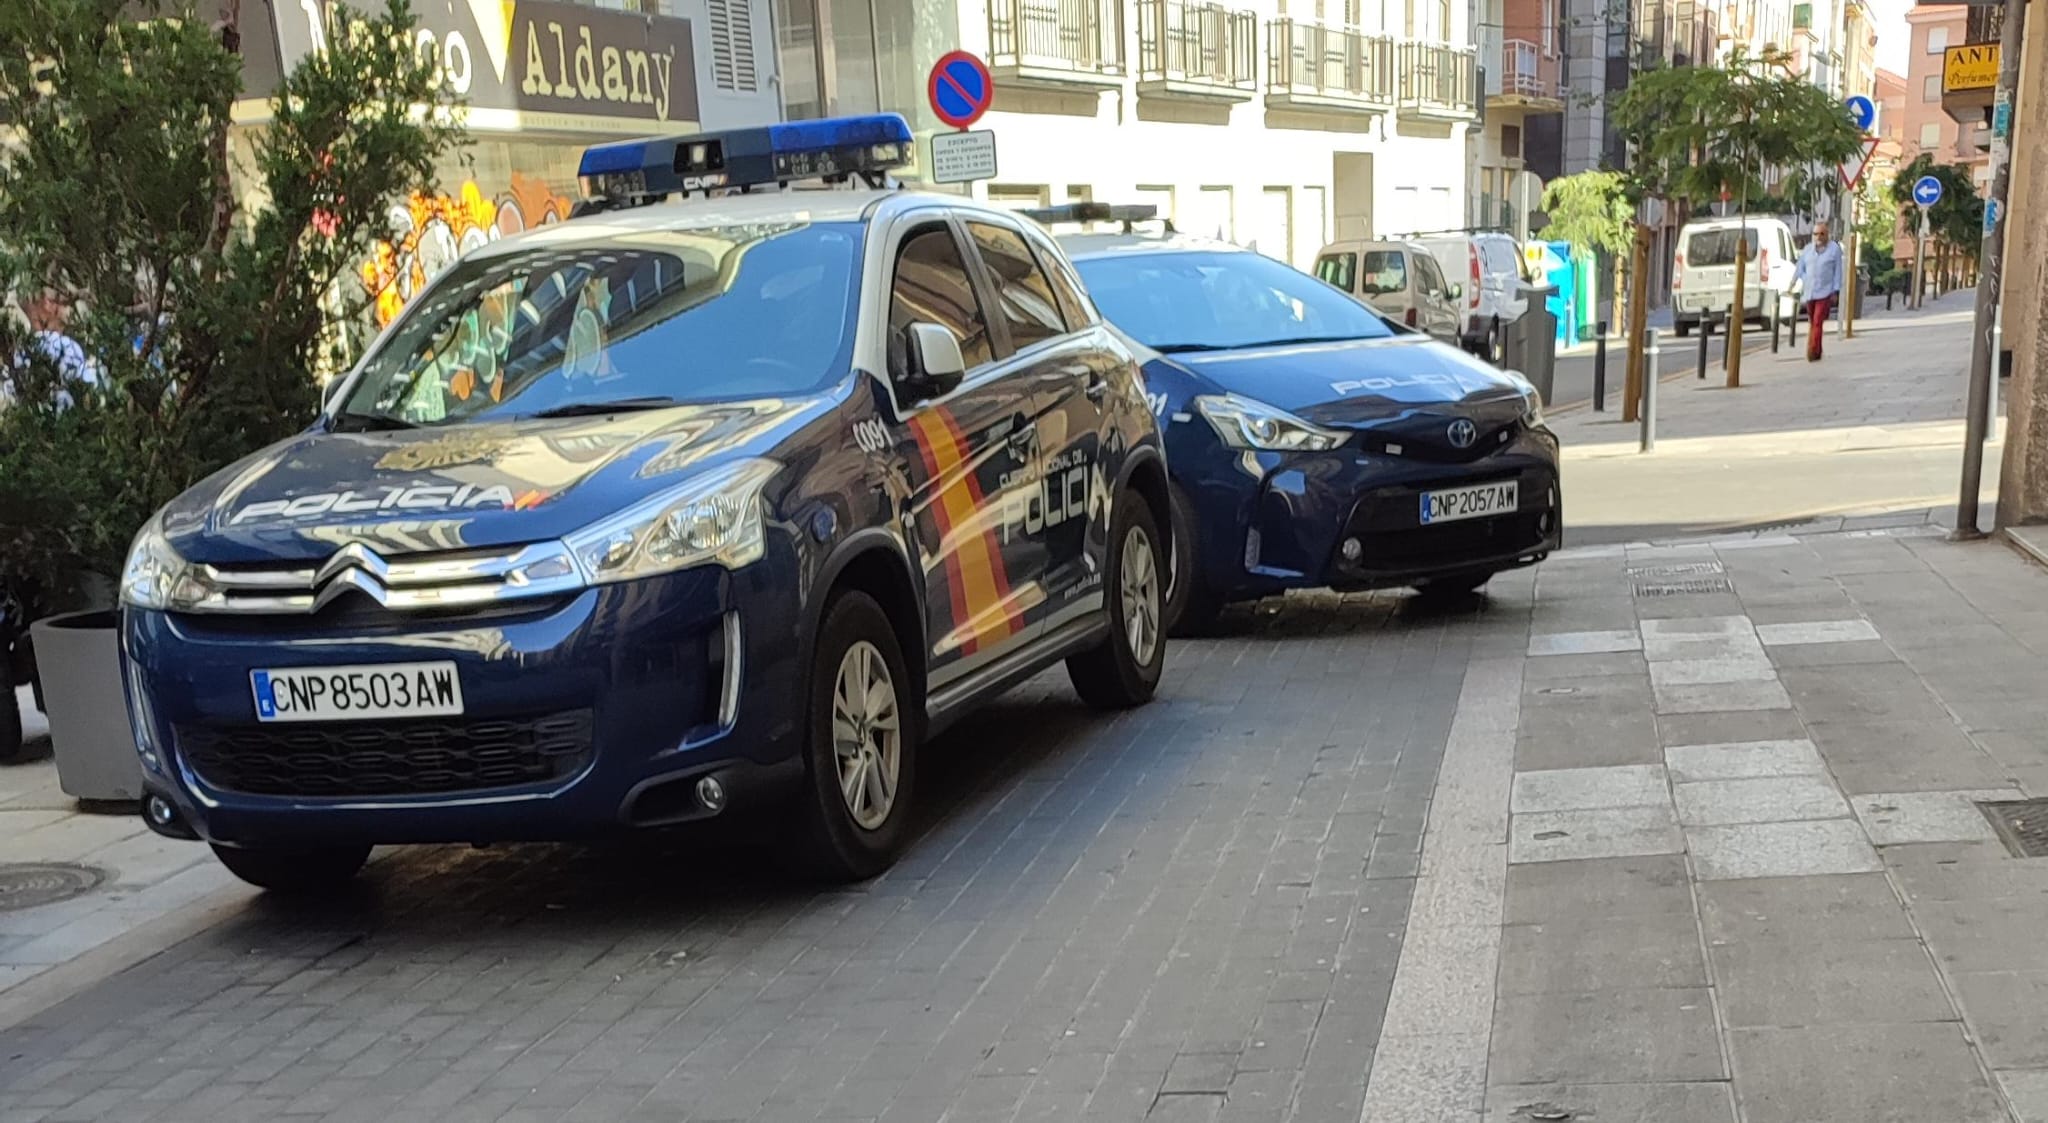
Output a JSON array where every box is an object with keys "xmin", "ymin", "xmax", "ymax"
[
  {"xmin": 1684, "ymin": 228, "xmax": 1751, "ymax": 267},
  {"xmin": 967, "ymin": 221, "xmax": 1069, "ymax": 351},
  {"xmin": 888, "ymin": 225, "xmax": 994, "ymax": 381},
  {"xmin": 337, "ymin": 223, "xmax": 864, "ymax": 426},
  {"xmin": 1072, "ymin": 249, "xmax": 1395, "ymax": 352},
  {"xmin": 1359, "ymin": 251, "xmax": 1408, "ymax": 295},
  {"xmin": 1022, "ymin": 228, "xmax": 1096, "ymax": 328},
  {"xmin": 1415, "ymin": 253, "xmax": 1449, "ymax": 295},
  {"xmin": 1315, "ymin": 252, "xmax": 1357, "ymax": 292}
]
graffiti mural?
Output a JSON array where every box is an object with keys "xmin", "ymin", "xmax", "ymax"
[{"xmin": 360, "ymin": 173, "xmax": 577, "ymax": 327}]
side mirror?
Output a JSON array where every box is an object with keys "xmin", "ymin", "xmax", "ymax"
[
  {"xmin": 1448, "ymin": 283, "xmax": 1464, "ymax": 300},
  {"xmin": 901, "ymin": 322, "xmax": 966, "ymax": 401}
]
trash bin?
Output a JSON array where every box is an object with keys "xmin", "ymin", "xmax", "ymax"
[{"xmin": 1500, "ymin": 282, "xmax": 1559, "ymax": 404}]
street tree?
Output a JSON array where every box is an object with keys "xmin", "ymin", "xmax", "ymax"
[
  {"xmin": 1889, "ymin": 153, "xmax": 1982, "ymax": 296},
  {"xmin": 1538, "ymin": 169, "xmax": 1634, "ymax": 342},
  {"xmin": 0, "ymin": 0, "xmax": 466, "ymax": 610},
  {"xmin": 1611, "ymin": 46, "xmax": 1865, "ymax": 391}
]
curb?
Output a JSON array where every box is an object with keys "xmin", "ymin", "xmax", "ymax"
[{"xmin": 0, "ymin": 885, "xmax": 251, "ymax": 1034}]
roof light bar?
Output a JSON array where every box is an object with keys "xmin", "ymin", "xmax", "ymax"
[
  {"xmin": 1020, "ymin": 203, "xmax": 1175, "ymax": 234},
  {"xmin": 576, "ymin": 113, "xmax": 914, "ymax": 210}
]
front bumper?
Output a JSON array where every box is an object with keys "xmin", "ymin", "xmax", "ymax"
[
  {"xmin": 122, "ymin": 560, "xmax": 808, "ymax": 849},
  {"xmin": 1181, "ymin": 424, "xmax": 1562, "ymax": 598}
]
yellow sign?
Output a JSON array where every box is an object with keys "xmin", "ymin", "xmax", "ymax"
[{"xmin": 1944, "ymin": 44, "xmax": 2000, "ymax": 93}]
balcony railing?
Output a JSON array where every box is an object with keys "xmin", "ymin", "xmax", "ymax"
[
  {"xmin": 988, "ymin": 0, "xmax": 1125, "ymax": 86},
  {"xmin": 1265, "ymin": 18, "xmax": 1395, "ymax": 112},
  {"xmin": 1491, "ymin": 36, "xmax": 1562, "ymax": 104},
  {"xmin": 1137, "ymin": 0, "xmax": 1258, "ymax": 99},
  {"xmin": 1397, "ymin": 39, "xmax": 1478, "ymax": 119}
]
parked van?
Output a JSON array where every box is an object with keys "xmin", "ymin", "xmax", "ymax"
[
  {"xmin": 1416, "ymin": 231, "xmax": 1528, "ymax": 358},
  {"xmin": 1673, "ymin": 216, "xmax": 1799, "ymax": 336},
  {"xmin": 1313, "ymin": 239, "xmax": 1463, "ymax": 347}
]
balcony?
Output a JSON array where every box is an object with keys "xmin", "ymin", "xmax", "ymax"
[
  {"xmin": 1265, "ymin": 18, "xmax": 1395, "ymax": 115},
  {"xmin": 1397, "ymin": 39, "xmax": 1479, "ymax": 121},
  {"xmin": 1486, "ymin": 37, "xmax": 1563, "ymax": 111},
  {"xmin": 1137, "ymin": 0, "xmax": 1258, "ymax": 101},
  {"xmin": 988, "ymin": 0, "xmax": 1125, "ymax": 89}
]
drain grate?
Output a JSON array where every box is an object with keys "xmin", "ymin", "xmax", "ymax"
[
  {"xmin": 1977, "ymin": 799, "xmax": 2048, "ymax": 858},
  {"xmin": 0, "ymin": 863, "xmax": 105, "ymax": 911},
  {"xmin": 1632, "ymin": 577, "xmax": 1736, "ymax": 597},
  {"xmin": 1627, "ymin": 561, "xmax": 1725, "ymax": 578}
]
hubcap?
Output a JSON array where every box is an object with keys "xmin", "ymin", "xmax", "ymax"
[
  {"xmin": 1121, "ymin": 525, "xmax": 1161, "ymax": 666},
  {"xmin": 831, "ymin": 640, "xmax": 901, "ymax": 831}
]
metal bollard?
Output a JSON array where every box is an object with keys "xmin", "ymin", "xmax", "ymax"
[
  {"xmin": 1787, "ymin": 302, "xmax": 1798, "ymax": 350},
  {"xmin": 1698, "ymin": 317, "xmax": 1712, "ymax": 379},
  {"xmin": 1770, "ymin": 302, "xmax": 1780, "ymax": 353},
  {"xmin": 1640, "ymin": 329, "xmax": 1659, "ymax": 453},
  {"xmin": 1593, "ymin": 320, "xmax": 1608, "ymax": 412}
]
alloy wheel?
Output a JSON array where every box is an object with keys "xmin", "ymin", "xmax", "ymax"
[{"xmin": 831, "ymin": 640, "xmax": 901, "ymax": 831}]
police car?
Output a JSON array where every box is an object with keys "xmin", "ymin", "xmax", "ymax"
[
  {"xmin": 1042, "ymin": 206, "xmax": 1559, "ymax": 630},
  {"xmin": 121, "ymin": 115, "xmax": 1170, "ymax": 889}
]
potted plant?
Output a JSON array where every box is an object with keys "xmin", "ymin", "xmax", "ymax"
[{"xmin": 0, "ymin": 0, "xmax": 464, "ymax": 799}]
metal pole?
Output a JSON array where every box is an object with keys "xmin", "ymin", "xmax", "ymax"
[
  {"xmin": 1770, "ymin": 299, "xmax": 1780, "ymax": 353},
  {"xmin": 1789, "ymin": 299, "xmax": 1799, "ymax": 350},
  {"xmin": 1913, "ymin": 210, "xmax": 1929, "ymax": 311},
  {"xmin": 1699, "ymin": 317, "xmax": 1713, "ymax": 378},
  {"xmin": 1844, "ymin": 196, "xmax": 1858, "ymax": 340},
  {"xmin": 1957, "ymin": 0, "xmax": 2025, "ymax": 538},
  {"xmin": 1593, "ymin": 321, "xmax": 1608, "ymax": 412},
  {"xmin": 1641, "ymin": 329, "xmax": 1660, "ymax": 453}
]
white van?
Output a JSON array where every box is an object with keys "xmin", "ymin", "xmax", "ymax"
[
  {"xmin": 1673, "ymin": 216, "xmax": 1800, "ymax": 336},
  {"xmin": 1416, "ymin": 231, "xmax": 1528, "ymax": 358}
]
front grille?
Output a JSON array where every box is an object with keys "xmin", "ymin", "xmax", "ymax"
[
  {"xmin": 1351, "ymin": 419, "xmax": 1523, "ymax": 463},
  {"xmin": 177, "ymin": 710, "xmax": 595, "ymax": 798},
  {"xmin": 1339, "ymin": 469, "xmax": 1555, "ymax": 574}
]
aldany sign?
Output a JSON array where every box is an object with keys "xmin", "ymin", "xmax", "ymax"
[{"xmin": 274, "ymin": 0, "xmax": 699, "ymax": 129}]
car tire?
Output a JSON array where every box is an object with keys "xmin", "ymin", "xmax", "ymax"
[
  {"xmin": 1067, "ymin": 491, "xmax": 1167, "ymax": 709},
  {"xmin": 1413, "ymin": 570, "xmax": 1494, "ymax": 599},
  {"xmin": 1163, "ymin": 485, "xmax": 1223, "ymax": 637},
  {"xmin": 0, "ymin": 661, "xmax": 22, "ymax": 764},
  {"xmin": 1675, "ymin": 319, "xmax": 1692, "ymax": 339},
  {"xmin": 792, "ymin": 590, "xmax": 918, "ymax": 883},
  {"xmin": 211, "ymin": 843, "xmax": 370, "ymax": 893},
  {"xmin": 1485, "ymin": 317, "xmax": 1502, "ymax": 364}
]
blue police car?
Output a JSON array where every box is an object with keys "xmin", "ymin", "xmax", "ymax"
[
  {"xmin": 1045, "ymin": 207, "xmax": 1560, "ymax": 630},
  {"xmin": 120, "ymin": 116, "xmax": 1171, "ymax": 889}
]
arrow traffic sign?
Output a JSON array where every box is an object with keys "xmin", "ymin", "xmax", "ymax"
[
  {"xmin": 1838, "ymin": 136, "xmax": 1880, "ymax": 191},
  {"xmin": 928, "ymin": 51, "xmax": 994, "ymax": 130},
  {"xmin": 1845, "ymin": 94, "xmax": 1876, "ymax": 132},
  {"xmin": 1914, "ymin": 174, "xmax": 1945, "ymax": 208}
]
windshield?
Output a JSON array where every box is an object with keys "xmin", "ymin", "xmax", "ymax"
[
  {"xmin": 1074, "ymin": 251, "xmax": 1394, "ymax": 352},
  {"xmin": 336, "ymin": 222, "xmax": 864, "ymax": 427},
  {"xmin": 1684, "ymin": 228, "xmax": 1753, "ymax": 267}
]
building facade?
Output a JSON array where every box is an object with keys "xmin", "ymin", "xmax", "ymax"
[{"xmin": 1472, "ymin": 0, "xmax": 1564, "ymax": 236}]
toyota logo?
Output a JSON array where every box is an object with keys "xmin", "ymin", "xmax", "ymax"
[{"xmin": 1446, "ymin": 419, "xmax": 1478, "ymax": 449}]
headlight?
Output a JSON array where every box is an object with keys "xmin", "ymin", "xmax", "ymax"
[
  {"xmin": 120, "ymin": 519, "xmax": 217, "ymax": 611},
  {"xmin": 566, "ymin": 458, "xmax": 779, "ymax": 583},
  {"xmin": 1194, "ymin": 394, "xmax": 1344, "ymax": 452}
]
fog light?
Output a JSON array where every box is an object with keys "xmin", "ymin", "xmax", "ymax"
[
  {"xmin": 1539, "ymin": 511, "xmax": 1556, "ymax": 535},
  {"xmin": 696, "ymin": 776, "xmax": 727, "ymax": 814},
  {"xmin": 145, "ymin": 795, "xmax": 177, "ymax": 828},
  {"xmin": 1341, "ymin": 537, "xmax": 1363, "ymax": 562}
]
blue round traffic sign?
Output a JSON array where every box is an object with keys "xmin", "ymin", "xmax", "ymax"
[
  {"xmin": 1845, "ymin": 94, "xmax": 1875, "ymax": 132},
  {"xmin": 928, "ymin": 51, "xmax": 994, "ymax": 129},
  {"xmin": 1913, "ymin": 174, "xmax": 1945, "ymax": 208}
]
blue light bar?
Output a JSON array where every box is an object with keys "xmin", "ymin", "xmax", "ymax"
[{"xmin": 577, "ymin": 113, "xmax": 915, "ymax": 208}]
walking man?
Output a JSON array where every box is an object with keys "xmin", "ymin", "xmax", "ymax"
[{"xmin": 1792, "ymin": 221, "xmax": 1846, "ymax": 362}]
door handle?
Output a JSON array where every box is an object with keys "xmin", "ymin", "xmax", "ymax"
[{"xmin": 1084, "ymin": 375, "xmax": 1110, "ymax": 400}]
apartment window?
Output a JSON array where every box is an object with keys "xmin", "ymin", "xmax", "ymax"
[
  {"xmin": 1924, "ymin": 74, "xmax": 1940, "ymax": 101},
  {"xmin": 1926, "ymin": 25, "xmax": 1948, "ymax": 52},
  {"xmin": 772, "ymin": 0, "xmax": 880, "ymax": 118},
  {"xmin": 1919, "ymin": 122, "xmax": 1942, "ymax": 149}
]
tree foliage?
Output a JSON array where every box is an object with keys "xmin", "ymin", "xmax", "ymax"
[
  {"xmin": 1611, "ymin": 47, "xmax": 1865, "ymax": 212},
  {"xmin": 1538, "ymin": 170, "xmax": 1635, "ymax": 258},
  {"xmin": 0, "ymin": 0, "xmax": 465, "ymax": 605},
  {"xmin": 1888, "ymin": 153, "xmax": 1983, "ymax": 256}
]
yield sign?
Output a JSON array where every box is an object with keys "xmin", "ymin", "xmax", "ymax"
[{"xmin": 1838, "ymin": 136, "xmax": 1881, "ymax": 191}]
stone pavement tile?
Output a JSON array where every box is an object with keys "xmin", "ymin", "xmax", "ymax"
[
  {"xmin": 1646, "ymin": 656, "xmax": 1778, "ymax": 688},
  {"xmin": 1951, "ymin": 972, "xmax": 2048, "ymax": 1069},
  {"xmin": 1655, "ymin": 709, "xmax": 1809, "ymax": 749},
  {"xmin": 1672, "ymin": 776, "xmax": 1850, "ymax": 827},
  {"xmin": 1697, "ymin": 873, "xmax": 1915, "ymax": 944},
  {"xmin": 1525, "ymin": 651, "xmax": 1650, "ymax": 681},
  {"xmin": 1653, "ymin": 680, "xmax": 1792, "ymax": 715},
  {"xmin": 1915, "ymin": 894, "xmax": 2048, "ymax": 972},
  {"xmin": 1530, "ymin": 597, "xmax": 1639, "ymax": 633},
  {"xmin": 1635, "ymin": 593, "xmax": 1750, "ymax": 622},
  {"xmin": 1489, "ymin": 987, "xmax": 1725, "ymax": 1085},
  {"xmin": 1753, "ymin": 619, "xmax": 1881, "ymax": 646},
  {"xmin": 1508, "ymin": 807, "xmax": 1684, "ymax": 865},
  {"xmin": 1663, "ymin": 740, "xmax": 1826, "ymax": 783},
  {"xmin": 1851, "ymin": 790, "xmax": 2016, "ymax": 845},
  {"xmin": 1482, "ymin": 1082, "xmax": 1736, "ymax": 1123},
  {"xmin": 1710, "ymin": 938, "xmax": 1953, "ymax": 1028},
  {"xmin": 1763, "ymin": 639, "xmax": 1901, "ymax": 667},
  {"xmin": 1806, "ymin": 722, "xmax": 2014, "ymax": 795},
  {"xmin": 1687, "ymin": 819, "xmax": 1881, "ymax": 880},
  {"xmin": 1998, "ymin": 1069, "xmax": 2048, "ymax": 1123},
  {"xmin": 1726, "ymin": 1023, "xmax": 2007, "ymax": 1123},
  {"xmin": 1640, "ymin": 616, "xmax": 1756, "ymax": 639},
  {"xmin": 1516, "ymin": 676, "xmax": 1660, "ymax": 771},
  {"xmin": 1509, "ymin": 766, "xmax": 1669, "ymax": 814},
  {"xmin": 1778, "ymin": 664, "xmax": 1953, "ymax": 724},
  {"xmin": 1527, "ymin": 630, "xmax": 1640, "ymax": 657},
  {"xmin": 1503, "ymin": 855, "xmax": 1693, "ymax": 925},
  {"xmin": 1497, "ymin": 912, "xmax": 1706, "ymax": 995},
  {"xmin": 1357, "ymin": 1031, "xmax": 1487, "ymax": 1123},
  {"xmin": 1887, "ymin": 847, "xmax": 2048, "ymax": 902},
  {"xmin": 1740, "ymin": 598, "xmax": 1866, "ymax": 627}
]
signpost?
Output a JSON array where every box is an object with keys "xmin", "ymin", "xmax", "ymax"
[
  {"xmin": 1958, "ymin": 0, "xmax": 2028, "ymax": 538},
  {"xmin": 1912, "ymin": 174, "xmax": 1942, "ymax": 311},
  {"xmin": 926, "ymin": 51, "xmax": 997, "ymax": 186},
  {"xmin": 1842, "ymin": 96, "xmax": 1879, "ymax": 339},
  {"xmin": 1845, "ymin": 94, "xmax": 1876, "ymax": 132}
]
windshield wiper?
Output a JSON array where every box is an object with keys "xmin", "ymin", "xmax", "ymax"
[
  {"xmin": 525, "ymin": 397, "xmax": 684, "ymax": 419},
  {"xmin": 330, "ymin": 411, "xmax": 420, "ymax": 433},
  {"xmin": 1152, "ymin": 342, "xmax": 1232, "ymax": 354},
  {"xmin": 1235, "ymin": 335, "xmax": 1364, "ymax": 349}
]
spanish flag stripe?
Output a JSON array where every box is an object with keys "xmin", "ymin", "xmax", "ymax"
[
  {"xmin": 922, "ymin": 415, "xmax": 1010, "ymax": 651},
  {"xmin": 933, "ymin": 410, "xmax": 1027, "ymax": 638},
  {"xmin": 909, "ymin": 413, "xmax": 977, "ymax": 656}
]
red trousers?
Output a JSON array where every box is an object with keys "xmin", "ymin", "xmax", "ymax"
[{"xmin": 1805, "ymin": 294, "xmax": 1837, "ymax": 360}]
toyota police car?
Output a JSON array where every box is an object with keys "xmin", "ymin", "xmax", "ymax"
[
  {"xmin": 1043, "ymin": 206, "xmax": 1560, "ymax": 631},
  {"xmin": 120, "ymin": 115, "xmax": 1170, "ymax": 889}
]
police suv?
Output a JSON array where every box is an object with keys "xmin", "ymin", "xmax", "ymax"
[{"xmin": 121, "ymin": 115, "xmax": 1170, "ymax": 888}]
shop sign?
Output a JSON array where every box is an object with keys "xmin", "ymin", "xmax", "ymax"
[{"xmin": 1943, "ymin": 43, "xmax": 1999, "ymax": 93}]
